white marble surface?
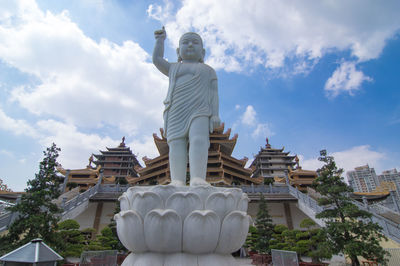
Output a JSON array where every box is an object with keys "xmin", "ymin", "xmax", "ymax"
[
  {"xmin": 115, "ymin": 185, "xmax": 250, "ymax": 266},
  {"xmin": 152, "ymin": 28, "xmax": 221, "ymax": 186}
]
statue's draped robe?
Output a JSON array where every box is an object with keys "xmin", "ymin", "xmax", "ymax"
[{"xmin": 163, "ymin": 62, "xmax": 217, "ymax": 142}]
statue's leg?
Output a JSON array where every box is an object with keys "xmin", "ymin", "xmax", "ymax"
[
  {"xmin": 168, "ymin": 138, "xmax": 188, "ymax": 186},
  {"xmin": 188, "ymin": 116, "xmax": 210, "ymax": 186}
]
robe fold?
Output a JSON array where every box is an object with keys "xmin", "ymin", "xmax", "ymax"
[{"xmin": 163, "ymin": 62, "xmax": 217, "ymax": 142}]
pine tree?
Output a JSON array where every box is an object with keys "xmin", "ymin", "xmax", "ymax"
[
  {"xmin": 254, "ymin": 193, "xmax": 275, "ymax": 254},
  {"xmin": 58, "ymin": 219, "xmax": 85, "ymax": 258},
  {"xmin": 297, "ymin": 218, "xmax": 332, "ymax": 263},
  {"xmin": 0, "ymin": 144, "xmax": 64, "ymax": 254},
  {"xmin": 313, "ymin": 150, "xmax": 389, "ymax": 266}
]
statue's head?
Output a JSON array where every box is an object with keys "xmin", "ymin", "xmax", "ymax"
[{"xmin": 177, "ymin": 32, "xmax": 205, "ymax": 63}]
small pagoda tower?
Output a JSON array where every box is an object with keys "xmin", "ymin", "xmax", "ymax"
[
  {"xmin": 250, "ymin": 138, "xmax": 296, "ymax": 184},
  {"xmin": 133, "ymin": 124, "xmax": 262, "ymax": 186},
  {"xmin": 93, "ymin": 137, "xmax": 141, "ymax": 181}
]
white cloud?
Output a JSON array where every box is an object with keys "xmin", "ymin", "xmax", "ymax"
[
  {"xmin": 148, "ymin": 0, "xmax": 400, "ymax": 73},
  {"xmin": 237, "ymin": 105, "xmax": 274, "ymax": 139},
  {"xmin": 300, "ymin": 145, "xmax": 385, "ymax": 175},
  {"xmin": 0, "ymin": 149, "xmax": 14, "ymax": 158},
  {"xmin": 0, "ymin": 107, "xmax": 158, "ymax": 171},
  {"xmin": 0, "ymin": 0, "xmax": 166, "ymax": 137},
  {"xmin": 251, "ymin": 123, "xmax": 273, "ymax": 139},
  {"xmin": 0, "ymin": 1, "xmax": 168, "ymax": 175},
  {"xmin": 324, "ymin": 61, "xmax": 372, "ymax": 97},
  {"xmin": 241, "ymin": 105, "xmax": 256, "ymax": 126},
  {"xmin": 0, "ymin": 108, "xmax": 39, "ymax": 138},
  {"xmin": 36, "ymin": 119, "xmax": 158, "ymax": 169}
]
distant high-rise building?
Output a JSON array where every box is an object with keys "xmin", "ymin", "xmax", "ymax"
[
  {"xmin": 347, "ymin": 165, "xmax": 379, "ymax": 193},
  {"xmin": 378, "ymin": 169, "xmax": 400, "ymax": 201},
  {"xmin": 379, "ymin": 169, "xmax": 400, "ymax": 188}
]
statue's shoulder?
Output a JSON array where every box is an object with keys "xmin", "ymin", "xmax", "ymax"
[
  {"xmin": 202, "ymin": 63, "xmax": 215, "ymax": 71},
  {"xmin": 168, "ymin": 62, "xmax": 180, "ymax": 76},
  {"xmin": 202, "ymin": 63, "xmax": 217, "ymax": 79}
]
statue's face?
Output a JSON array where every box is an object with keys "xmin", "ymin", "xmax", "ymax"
[{"xmin": 178, "ymin": 33, "xmax": 204, "ymax": 62}]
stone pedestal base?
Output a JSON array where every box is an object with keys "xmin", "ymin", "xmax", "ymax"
[
  {"xmin": 122, "ymin": 252, "xmax": 237, "ymax": 266},
  {"xmin": 114, "ymin": 185, "xmax": 250, "ymax": 266}
]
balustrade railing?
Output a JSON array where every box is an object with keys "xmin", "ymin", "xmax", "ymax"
[
  {"xmin": 98, "ymin": 184, "xmax": 130, "ymax": 193},
  {"xmin": 287, "ymin": 183, "xmax": 400, "ymax": 243},
  {"xmin": 61, "ymin": 182, "xmax": 100, "ymax": 214},
  {"xmin": 0, "ymin": 212, "xmax": 12, "ymax": 232},
  {"xmin": 240, "ymin": 184, "xmax": 289, "ymax": 194},
  {"xmin": 3, "ymin": 180, "xmax": 400, "ymax": 244}
]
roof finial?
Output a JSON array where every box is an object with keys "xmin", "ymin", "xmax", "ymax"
[
  {"xmin": 87, "ymin": 154, "xmax": 94, "ymax": 168},
  {"xmin": 119, "ymin": 136, "xmax": 126, "ymax": 147},
  {"xmin": 295, "ymin": 155, "xmax": 300, "ymax": 169},
  {"xmin": 265, "ymin": 137, "xmax": 271, "ymax": 148}
]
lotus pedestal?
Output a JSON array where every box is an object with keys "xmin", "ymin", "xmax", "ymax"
[{"xmin": 114, "ymin": 185, "xmax": 250, "ymax": 266}]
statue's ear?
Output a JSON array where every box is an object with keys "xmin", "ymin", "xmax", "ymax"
[{"xmin": 202, "ymin": 48, "xmax": 205, "ymax": 61}]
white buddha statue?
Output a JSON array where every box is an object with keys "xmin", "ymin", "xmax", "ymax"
[{"xmin": 153, "ymin": 27, "xmax": 220, "ymax": 186}]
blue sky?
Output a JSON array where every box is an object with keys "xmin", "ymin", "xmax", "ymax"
[{"xmin": 1, "ymin": 0, "xmax": 400, "ymax": 191}]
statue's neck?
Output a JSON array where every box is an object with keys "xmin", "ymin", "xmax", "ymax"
[{"xmin": 181, "ymin": 60, "xmax": 199, "ymax": 63}]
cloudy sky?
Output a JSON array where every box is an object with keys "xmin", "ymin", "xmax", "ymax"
[{"xmin": 1, "ymin": 0, "xmax": 399, "ymax": 191}]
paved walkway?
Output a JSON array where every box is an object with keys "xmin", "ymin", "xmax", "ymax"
[
  {"xmin": 235, "ymin": 258, "xmax": 253, "ymax": 265},
  {"xmin": 235, "ymin": 255, "xmax": 347, "ymax": 265}
]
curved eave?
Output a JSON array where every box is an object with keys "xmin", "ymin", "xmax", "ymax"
[
  {"xmin": 57, "ymin": 165, "xmax": 101, "ymax": 175},
  {"xmin": 351, "ymin": 192, "xmax": 390, "ymax": 201},
  {"xmin": 153, "ymin": 132, "xmax": 168, "ymax": 156}
]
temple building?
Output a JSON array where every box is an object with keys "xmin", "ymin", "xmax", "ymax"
[
  {"xmin": 286, "ymin": 157, "xmax": 318, "ymax": 192},
  {"xmin": 93, "ymin": 137, "xmax": 141, "ymax": 181},
  {"xmin": 133, "ymin": 124, "xmax": 262, "ymax": 186},
  {"xmin": 250, "ymin": 139, "xmax": 296, "ymax": 184},
  {"xmin": 57, "ymin": 164, "xmax": 102, "ymax": 192},
  {"xmin": 57, "ymin": 137, "xmax": 142, "ymax": 191}
]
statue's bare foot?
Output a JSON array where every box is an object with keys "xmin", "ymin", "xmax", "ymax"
[
  {"xmin": 170, "ymin": 180, "xmax": 185, "ymax": 186},
  {"xmin": 190, "ymin": 177, "xmax": 210, "ymax": 187}
]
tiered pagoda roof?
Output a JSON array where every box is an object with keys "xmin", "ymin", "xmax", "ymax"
[
  {"xmin": 57, "ymin": 138, "xmax": 142, "ymax": 191},
  {"xmin": 250, "ymin": 138, "xmax": 296, "ymax": 182},
  {"xmin": 57, "ymin": 165, "xmax": 102, "ymax": 191},
  {"xmin": 133, "ymin": 124, "xmax": 262, "ymax": 186},
  {"xmin": 93, "ymin": 137, "xmax": 141, "ymax": 179}
]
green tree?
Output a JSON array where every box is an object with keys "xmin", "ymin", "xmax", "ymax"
[
  {"xmin": 244, "ymin": 225, "xmax": 258, "ymax": 252},
  {"xmin": 0, "ymin": 178, "xmax": 12, "ymax": 192},
  {"xmin": 116, "ymin": 177, "xmax": 128, "ymax": 185},
  {"xmin": 297, "ymin": 218, "xmax": 332, "ymax": 263},
  {"xmin": 58, "ymin": 219, "xmax": 85, "ymax": 258},
  {"xmin": 254, "ymin": 193, "xmax": 275, "ymax": 254},
  {"xmin": 0, "ymin": 144, "xmax": 63, "ymax": 255},
  {"xmin": 269, "ymin": 224, "xmax": 288, "ymax": 251},
  {"xmin": 269, "ymin": 220, "xmax": 331, "ymax": 263},
  {"xmin": 313, "ymin": 150, "xmax": 389, "ymax": 266},
  {"xmin": 263, "ymin": 177, "xmax": 274, "ymax": 185},
  {"xmin": 86, "ymin": 226, "xmax": 120, "ymax": 251},
  {"xmin": 108, "ymin": 201, "xmax": 127, "ymax": 252}
]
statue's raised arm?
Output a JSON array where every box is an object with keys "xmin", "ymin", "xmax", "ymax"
[{"xmin": 153, "ymin": 27, "xmax": 170, "ymax": 76}]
